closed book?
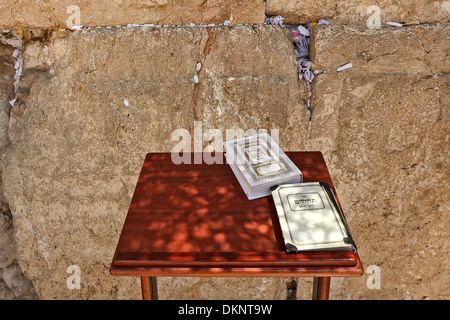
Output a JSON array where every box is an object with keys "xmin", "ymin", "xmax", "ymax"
[
  {"xmin": 224, "ymin": 133, "xmax": 302, "ymax": 200},
  {"xmin": 270, "ymin": 182, "xmax": 357, "ymax": 253}
]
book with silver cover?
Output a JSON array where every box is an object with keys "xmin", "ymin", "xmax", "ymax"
[
  {"xmin": 224, "ymin": 133, "xmax": 303, "ymax": 200},
  {"xmin": 270, "ymin": 182, "xmax": 357, "ymax": 253}
]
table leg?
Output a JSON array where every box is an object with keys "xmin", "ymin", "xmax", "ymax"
[
  {"xmin": 312, "ymin": 277, "xmax": 330, "ymax": 300},
  {"xmin": 141, "ymin": 276, "xmax": 158, "ymax": 300}
]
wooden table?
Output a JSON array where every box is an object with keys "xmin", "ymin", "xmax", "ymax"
[{"xmin": 110, "ymin": 152, "xmax": 363, "ymax": 300}]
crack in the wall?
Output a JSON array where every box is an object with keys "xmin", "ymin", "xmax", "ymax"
[
  {"xmin": 192, "ymin": 28, "xmax": 216, "ymax": 122},
  {"xmin": 304, "ymin": 80, "xmax": 313, "ymax": 151},
  {"xmin": 0, "ymin": 183, "xmax": 38, "ymax": 299},
  {"xmin": 414, "ymin": 28, "xmax": 442, "ymax": 103},
  {"xmin": 0, "ymin": 29, "xmax": 38, "ymax": 300},
  {"xmin": 229, "ymin": 0, "xmax": 242, "ymax": 24},
  {"xmin": 0, "ymin": 30, "xmax": 23, "ymax": 109},
  {"xmin": 264, "ymin": 16, "xmax": 318, "ymax": 151}
]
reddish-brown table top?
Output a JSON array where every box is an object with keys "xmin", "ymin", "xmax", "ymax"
[{"xmin": 110, "ymin": 152, "xmax": 363, "ymax": 277}]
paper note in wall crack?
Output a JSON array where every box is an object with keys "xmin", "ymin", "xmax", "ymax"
[{"xmin": 337, "ymin": 62, "xmax": 353, "ymax": 72}]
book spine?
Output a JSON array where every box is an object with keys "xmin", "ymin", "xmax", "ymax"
[{"xmin": 319, "ymin": 181, "xmax": 357, "ymax": 253}]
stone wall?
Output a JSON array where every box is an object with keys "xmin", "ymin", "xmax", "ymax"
[
  {"xmin": 0, "ymin": 0, "xmax": 265, "ymax": 29},
  {"xmin": 1, "ymin": 1, "xmax": 449, "ymax": 29},
  {"xmin": 266, "ymin": 0, "xmax": 450, "ymax": 25},
  {"xmin": 0, "ymin": 2, "xmax": 448, "ymax": 300},
  {"xmin": 0, "ymin": 41, "xmax": 37, "ymax": 299},
  {"xmin": 306, "ymin": 24, "xmax": 449, "ymax": 300},
  {"xmin": 1, "ymin": 25, "xmax": 308, "ymax": 299}
]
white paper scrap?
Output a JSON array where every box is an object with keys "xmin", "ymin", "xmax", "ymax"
[
  {"xmin": 265, "ymin": 15, "xmax": 284, "ymax": 26},
  {"xmin": 297, "ymin": 25, "xmax": 310, "ymax": 36},
  {"xmin": 124, "ymin": 99, "xmax": 129, "ymax": 107},
  {"xmin": 317, "ymin": 19, "xmax": 329, "ymax": 25},
  {"xmin": 12, "ymin": 48, "xmax": 20, "ymax": 58},
  {"xmin": 6, "ymin": 39, "xmax": 21, "ymax": 48},
  {"xmin": 387, "ymin": 22, "xmax": 403, "ymax": 27},
  {"xmin": 337, "ymin": 63, "xmax": 353, "ymax": 72}
]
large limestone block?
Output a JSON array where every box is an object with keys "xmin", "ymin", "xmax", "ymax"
[
  {"xmin": 310, "ymin": 25, "xmax": 450, "ymax": 75},
  {"xmin": 1, "ymin": 25, "xmax": 308, "ymax": 299},
  {"xmin": 0, "ymin": 0, "xmax": 265, "ymax": 29},
  {"xmin": 266, "ymin": 0, "xmax": 450, "ymax": 25},
  {"xmin": 0, "ymin": 40, "xmax": 38, "ymax": 300},
  {"xmin": 0, "ymin": 43, "xmax": 15, "ymax": 152},
  {"xmin": 307, "ymin": 25, "xmax": 449, "ymax": 299}
]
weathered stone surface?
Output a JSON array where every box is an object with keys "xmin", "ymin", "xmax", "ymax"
[
  {"xmin": 158, "ymin": 277, "xmax": 288, "ymax": 300},
  {"xmin": 0, "ymin": 0, "xmax": 265, "ymax": 29},
  {"xmin": 0, "ymin": 40, "xmax": 38, "ymax": 300},
  {"xmin": 1, "ymin": 25, "xmax": 308, "ymax": 299},
  {"xmin": 307, "ymin": 25, "xmax": 449, "ymax": 299},
  {"xmin": 266, "ymin": 0, "xmax": 450, "ymax": 25},
  {"xmin": 310, "ymin": 25, "xmax": 450, "ymax": 75},
  {"xmin": 1, "ymin": 261, "xmax": 38, "ymax": 299},
  {"xmin": 0, "ymin": 202, "xmax": 14, "ymax": 268},
  {"xmin": 2, "ymin": 15, "xmax": 448, "ymax": 301},
  {"xmin": 0, "ymin": 277, "xmax": 15, "ymax": 299},
  {"xmin": 0, "ymin": 177, "xmax": 38, "ymax": 299},
  {"xmin": 0, "ymin": 43, "xmax": 15, "ymax": 152},
  {"xmin": 311, "ymin": 26, "xmax": 447, "ymax": 75}
]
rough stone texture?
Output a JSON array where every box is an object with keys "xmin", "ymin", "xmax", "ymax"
[
  {"xmin": 158, "ymin": 277, "xmax": 288, "ymax": 300},
  {"xmin": 0, "ymin": 41, "xmax": 38, "ymax": 300},
  {"xmin": 1, "ymin": 17, "xmax": 448, "ymax": 301},
  {"xmin": 1, "ymin": 25, "xmax": 308, "ymax": 299},
  {"xmin": 0, "ymin": 43, "xmax": 15, "ymax": 152},
  {"xmin": 306, "ymin": 25, "xmax": 449, "ymax": 299},
  {"xmin": 1, "ymin": 174, "xmax": 38, "ymax": 300},
  {"xmin": 266, "ymin": 0, "xmax": 450, "ymax": 25},
  {"xmin": 0, "ymin": 0, "xmax": 265, "ymax": 29},
  {"xmin": 310, "ymin": 25, "xmax": 450, "ymax": 75}
]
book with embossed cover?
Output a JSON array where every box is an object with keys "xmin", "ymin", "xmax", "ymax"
[
  {"xmin": 224, "ymin": 133, "xmax": 302, "ymax": 200},
  {"xmin": 270, "ymin": 182, "xmax": 357, "ymax": 253}
]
